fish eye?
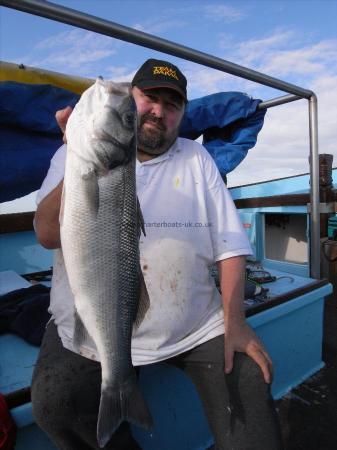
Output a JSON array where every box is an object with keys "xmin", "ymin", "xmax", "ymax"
[{"xmin": 123, "ymin": 111, "xmax": 135, "ymax": 125}]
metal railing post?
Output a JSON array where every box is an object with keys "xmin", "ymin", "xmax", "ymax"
[{"xmin": 308, "ymin": 95, "xmax": 320, "ymax": 279}]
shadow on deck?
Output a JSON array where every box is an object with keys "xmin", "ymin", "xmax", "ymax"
[{"xmin": 277, "ymin": 295, "xmax": 337, "ymax": 449}]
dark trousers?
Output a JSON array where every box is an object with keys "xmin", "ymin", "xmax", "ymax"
[{"xmin": 31, "ymin": 321, "xmax": 283, "ymax": 450}]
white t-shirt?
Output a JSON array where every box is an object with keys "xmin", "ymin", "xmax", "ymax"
[{"xmin": 37, "ymin": 138, "xmax": 252, "ymax": 365}]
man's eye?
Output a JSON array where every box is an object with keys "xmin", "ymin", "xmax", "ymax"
[
  {"xmin": 167, "ymin": 102, "xmax": 179, "ymax": 110},
  {"xmin": 146, "ymin": 94, "xmax": 157, "ymax": 102}
]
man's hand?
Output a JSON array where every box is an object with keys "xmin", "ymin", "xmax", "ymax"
[
  {"xmin": 224, "ymin": 319, "xmax": 273, "ymax": 384},
  {"xmin": 55, "ymin": 106, "xmax": 73, "ymax": 143},
  {"xmin": 217, "ymin": 256, "xmax": 273, "ymax": 384}
]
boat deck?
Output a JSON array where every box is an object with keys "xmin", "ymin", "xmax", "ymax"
[{"xmin": 276, "ymin": 294, "xmax": 337, "ymax": 449}]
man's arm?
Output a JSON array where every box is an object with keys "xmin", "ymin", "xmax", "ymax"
[
  {"xmin": 217, "ymin": 255, "xmax": 273, "ymax": 384},
  {"xmin": 34, "ymin": 180, "xmax": 63, "ymax": 249}
]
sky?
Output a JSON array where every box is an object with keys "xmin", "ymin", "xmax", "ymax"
[{"xmin": 1, "ymin": 0, "xmax": 337, "ymax": 210}]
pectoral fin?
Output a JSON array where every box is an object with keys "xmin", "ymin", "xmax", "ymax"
[
  {"xmin": 81, "ymin": 166, "xmax": 99, "ymax": 216},
  {"xmin": 133, "ymin": 268, "xmax": 150, "ymax": 329},
  {"xmin": 73, "ymin": 310, "xmax": 92, "ymax": 350}
]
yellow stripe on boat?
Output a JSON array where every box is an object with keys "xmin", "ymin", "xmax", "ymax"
[{"xmin": 0, "ymin": 61, "xmax": 94, "ymax": 95}]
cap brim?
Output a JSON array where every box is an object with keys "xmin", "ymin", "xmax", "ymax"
[{"xmin": 136, "ymin": 81, "xmax": 187, "ymax": 101}]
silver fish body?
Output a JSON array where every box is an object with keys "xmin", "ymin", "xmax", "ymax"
[{"xmin": 60, "ymin": 79, "xmax": 152, "ymax": 448}]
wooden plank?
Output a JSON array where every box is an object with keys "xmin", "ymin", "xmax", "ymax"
[
  {"xmin": 4, "ymin": 386, "xmax": 31, "ymax": 409},
  {"xmin": 0, "ymin": 212, "xmax": 35, "ymax": 234},
  {"xmin": 245, "ymin": 278, "xmax": 329, "ymax": 317},
  {"xmin": 234, "ymin": 193, "xmax": 310, "ymax": 209}
]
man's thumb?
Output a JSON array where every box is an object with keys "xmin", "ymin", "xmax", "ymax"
[
  {"xmin": 56, "ymin": 106, "xmax": 73, "ymax": 133},
  {"xmin": 224, "ymin": 349, "xmax": 234, "ymax": 374}
]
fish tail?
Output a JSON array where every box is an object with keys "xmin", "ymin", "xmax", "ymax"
[{"xmin": 97, "ymin": 379, "xmax": 153, "ymax": 448}]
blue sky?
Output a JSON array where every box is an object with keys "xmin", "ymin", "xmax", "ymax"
[{"xmin": 1, "ymin": 0, "xmax": 337, "ymax": 209}]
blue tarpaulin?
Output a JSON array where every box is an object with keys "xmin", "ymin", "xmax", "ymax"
[
  {"xmin": 0, "ymin": 81, "xmax": 266, "ymax": 203},
  {"xmin": 0, "ymin": 82, "xmax": 79, "ymax": 203},
  {"xmin": 181, "ymin": 92, "xmax": 266, "ymax": 177}
]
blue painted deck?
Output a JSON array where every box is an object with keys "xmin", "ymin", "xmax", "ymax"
[{"xmin": 0, "ymin": 231, "xmax": 52, "ymax": 274}]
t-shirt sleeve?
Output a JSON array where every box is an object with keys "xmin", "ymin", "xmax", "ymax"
[
  {"xmin": 36, "ymin": 144, "xmax": 66, "ymax": 205},
  {"xmin": 201, "ymin": 147, "xmax": 253, "ymax": 261}
]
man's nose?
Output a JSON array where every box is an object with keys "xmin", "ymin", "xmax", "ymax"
[{"xmin": 151, "ymin": 101, "xmax": 164, "ymax": 118}]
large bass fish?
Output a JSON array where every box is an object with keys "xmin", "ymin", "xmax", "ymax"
[{"xmin": 60, "ymin": 79, "xmax": 152, "ymax": 448}]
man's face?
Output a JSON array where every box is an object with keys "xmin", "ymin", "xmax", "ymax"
[{"xmin": 132, "ymin": 86, "xmax": 185, "ymax": 156}]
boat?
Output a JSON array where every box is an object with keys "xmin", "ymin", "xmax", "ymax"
[{"xmin": 0, "ymin": 1, "xmax": 336, "ymax": 449}]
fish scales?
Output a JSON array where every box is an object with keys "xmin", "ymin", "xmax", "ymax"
[{"xmin": 60, "ymin": 79, "xmax": 152, "ymax": 448}]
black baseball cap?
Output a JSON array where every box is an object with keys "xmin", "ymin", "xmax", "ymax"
[{"xmin": 131, "ymin": 58, "xmax": 187, "ymax": 101}]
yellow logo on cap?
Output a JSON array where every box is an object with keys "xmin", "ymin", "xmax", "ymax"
[{"xmin": 153, "ymin": 66, "xmax": 179, "ymax": 80}]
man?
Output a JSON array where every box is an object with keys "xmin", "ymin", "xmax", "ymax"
[{"xmin": 32, "ymin": 58, "xmax": 283, "ymax": 449}]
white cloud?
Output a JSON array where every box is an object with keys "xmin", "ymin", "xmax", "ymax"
[
  {"xmin": 217, "ymin": 30, "xmax": 337, "ymax": 85},
  {"xmin": 104, "ymin": 66, "xmax": 136, "ymax": 83},
  {"xmin": 133, "ymin": 19, "xmax": 187, "ymax": 34},
  {"xmin": 184, "ymin": 64, "xmax": 233, "ymax": 97},
  {"xmin": 131, "ymin": 4, "xmax": 189, "ymax": 35},
  {"xmin": 235, "ymin": 29, "xmax": 296, "ymax": 54},
  {"xmin": 259, "ymin": 40, "xmax": 337, "ymax": 78},
  {"xmin": 203, "ymin": 4, "xmax": 245, "ymax": 22},
  {"xmin": 19, "ymin": 29, "xmax": 119, "ymax": 75}
]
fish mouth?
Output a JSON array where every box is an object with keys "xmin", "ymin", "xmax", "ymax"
[
  {"xmin": 93, "ymin": 130, "xmax": 135, "ymax": 169},
  {"xmin": 108, "ymin": 135, "xmax": 132, "ymax": 153},
  {"xmin": 94, "ymin": 127, "xmax": 133, "ymax": 154}
]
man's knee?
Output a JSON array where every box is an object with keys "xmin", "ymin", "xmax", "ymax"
[
  {"xmin": 227, "ymin": 353, "xmax": 270, "ymax": 396},
  {"xmin": 31, "ymin": 360, "xmax": 77, "ymax": 431}
]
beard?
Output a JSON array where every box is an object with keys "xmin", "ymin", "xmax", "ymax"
[{"xmin": 137, "ymin": 113, "xmax": 178, "ymax": 156}]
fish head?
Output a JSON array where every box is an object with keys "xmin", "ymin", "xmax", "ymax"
[{"xmin": 91, "ymin": 82, "xmax": 137, "ymax": 171}]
